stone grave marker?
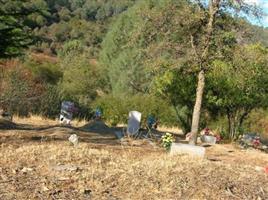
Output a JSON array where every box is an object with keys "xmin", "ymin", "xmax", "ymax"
[{"xmin": 127, "ymin": 111, "xmax": 141, "ymax": 136}]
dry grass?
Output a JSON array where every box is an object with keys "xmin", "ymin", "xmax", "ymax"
[
  {"xmin": 0, "ymin": 142, "xmax": 267, "ymax": 200},
  {"xmin": 157, "ymin": 126, "xmax": 184, "ymax": 135},
  {"xmin": 13, "ymin": 115, "xmax": 57, "ymax": 126},
  {"xmin": 13, "ymin": 114, "xmax": 88, "ymax": 128},
  {"xmin": 1, "ymin": 117, "xmax": 268, "ymax": 199}
]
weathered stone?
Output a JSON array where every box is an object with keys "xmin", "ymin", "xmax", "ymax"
[
  {"xmin": 127, "ymin": 111, "xmax": 141, "ymax": 135},
  {"xmin": 170, "ymin": 143, "xmax": 205, "ymax": 158},
  {"xmin": 53, "ymin": 164, "xmax": 78, "ymax": 172},
  {"xmin": 201, "ymin": 135, "xmax": 216, "ymax": 145},
  {"xmin": 21, "ymin": 167, "xmax": 33, "ymax": 173},
  {"xmin": 69, "ymin": 134, "xmax": 78, "ymax": 146}
]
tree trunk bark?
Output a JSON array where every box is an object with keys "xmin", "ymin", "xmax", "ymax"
[
  {"xmin": 188, "ymin": 0, "xmax": 220, "ymax": 145},
  {"xmin": 227, "ymin": 113, "xmax": 231, "ymax": 140},
  {"xmin": 227, "ymin": 112, "xmax": 238, "ymax": 141},
  {"xmin": 238, "ymin": 109, "xmax": 251, "ymax": 131},
  {"xmin": 189, "ymin": 70, "xmax": 205, "ymax": 145}
]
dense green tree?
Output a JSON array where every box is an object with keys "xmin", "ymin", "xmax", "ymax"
[
  {"xmin": 94, "ymin": 94, "xmax": 177, "ymax": 126},
  {"xmin": 207, "ymin": 44, "xmax": 268, "ymax": 139},
  {"xmin": 59, "ymin": 44, "xmax": 106, "ymax": 108},
  {"xmin": 100, "ymin": 0, "xmax": 192, "ymax": 95},
  {"xmin": 24, "ymin": 58, "xmax": 62, "ymax": 85},
  {"xmin": 182, "ymin": 0, "xmax": 263, "ymax": 144},
  {"xmin": 153, "ymin": 69, "xmax": 197, "ymax": 133},
  {"xmin": 29, "ymin": 0, "xmax": 137, "ymax": 55},
  {"xmin": 58, "ymin": 7, "xmax": 72, "ymax": 22},
  {"xmin": 0, "ymin": 0, "xmax": 38, "ymax": 58}
]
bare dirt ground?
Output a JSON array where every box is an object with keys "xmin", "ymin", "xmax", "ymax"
[{"xmin": 0, "ymin": 117, "xmax": 268, "ymax": 200}]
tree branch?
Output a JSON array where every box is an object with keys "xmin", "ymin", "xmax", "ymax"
[{"xmin": 200, "ymin": 0, "xmax": 221, "ymax": 62}]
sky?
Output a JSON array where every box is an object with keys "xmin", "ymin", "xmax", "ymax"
[{"xmin": 246, "ymin": 0, "xmax": 268, "ymax": 27}]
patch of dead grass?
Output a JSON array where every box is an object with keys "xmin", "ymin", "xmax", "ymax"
[
  {"xmin": 1, "ymin": 117, "xmax": 268, "ymax": 199},
  {"xmin": 0, "ymin": 142, "xmax": 267, "ymax": 200},
  {"xmin": 12, "ymin": 115, "xmax": 89, "ymax": 128}
]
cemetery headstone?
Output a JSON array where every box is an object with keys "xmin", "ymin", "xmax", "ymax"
[
  {"xmin": 127, "ymin": 111, "xmax": 141, "ymax": 135},
  {"xmin": 69, "ymin": 134, "xmax": 79, "ymax": 146},
  {"xmin": 59, "ymin": 101, "xmax": 75, "ymax": 125},
  {"xmin": 170, "ymin": 143, "xmax": 206, "ymax": 157}
]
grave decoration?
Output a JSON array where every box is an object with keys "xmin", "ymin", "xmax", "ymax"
[
  {"xmin": 239, "ymin": 133, "xmax": 268, "ymax": 151},
  {"xmin": 59, "ymin": 101, "xmax": 77, "ymax": 125},
  {"xmin": 200, "ymin": 128, "xmax": 220, "ymax": 144}
]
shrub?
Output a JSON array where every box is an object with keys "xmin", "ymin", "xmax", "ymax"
[
  {"xmin": 93, "ymin": 94, "xmax": 178, "ymax": 127},
  {"xmin": 37, "ymin": 84, "xmax": 62, "ymax": 118},
  {"xmin": 0, "ymin": 65, "xmax": 45, "ymax": 117}
]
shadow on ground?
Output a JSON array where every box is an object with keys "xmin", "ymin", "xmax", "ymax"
[
  {"xmin": 0, "ymin": 119, "xmax": 119, "ymax": 145},
  {"xmin": 0, "ymin": 119, "xmax": 184, "ymax": 146}
]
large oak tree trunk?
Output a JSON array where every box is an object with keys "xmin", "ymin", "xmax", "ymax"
[
  {"xmin": 189, "ymin": 70, "xmax": 205, "ymax": 145},
  {"xmin": 188, "ymin": 0, "xmax": 220, "ymax": 145}
]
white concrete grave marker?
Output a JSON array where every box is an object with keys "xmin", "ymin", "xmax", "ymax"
[
  {"xmin": 127, "ymin": 111, "xmax": 141, "ymax": 135},
  {"xmin": 170, "ymin": 143, "xmax": 206, "ymax": 158}
]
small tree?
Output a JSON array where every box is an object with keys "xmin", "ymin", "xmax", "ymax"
[
  {"xmin": 187, "ymin": 0, "xmax": 262, "ymax": 144},
  {"xmin": 59, "ymin": 43, "xmax": 107, "ymax": 110},
  {"xmin": 153, "ymin": 69, "xmax": 196, "ymax": 133},
  {"xmin": 207, "ymin": 44, "xmax": 268, "ymax": 139}
]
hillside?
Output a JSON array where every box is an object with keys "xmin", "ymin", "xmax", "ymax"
[{"xmin": 24, "ymin": 0, "xmax": 268, "ymax": 56}]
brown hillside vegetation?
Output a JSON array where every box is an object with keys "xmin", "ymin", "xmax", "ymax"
[{"xmin": 0, "ymin": 118, "xmax": 268, "ymax": 199}]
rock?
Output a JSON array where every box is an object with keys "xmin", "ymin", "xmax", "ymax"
[
  {"xmin": 255, "ymin": 166, "xmax": 264, "ymax": 172},
  {"xmin": 69, "ymin": 134, "xmax": 78, "ymax": 146},
  {"xmin": 57, "ymin": 177, "xmax": 70, "ymax": 181},
  {"xmin": 21, "ymin": 167, "xmax": 33, "ymax": 173},
  {"xmin": 53, "ymin": 164, "xmax": 79, "ymax": 172},
  {"xmin": 170, "ymin": 143, "xmax": 206, "ymax": 158},
  {"xmin": 42, "ymin": 186, "xmax": 50, "ymax": 192}
]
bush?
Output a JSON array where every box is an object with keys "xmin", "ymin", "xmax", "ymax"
[
  {"xmin": 0, "ymin": 64, "xmax": 45, "ymax": 117},
  {"xmin": 93, "ymin": 94, "xmax": 178, "ymax": 127},
  {"xmin": 37, "ymin": 84, "xmax": 62, "ymax": 118}
]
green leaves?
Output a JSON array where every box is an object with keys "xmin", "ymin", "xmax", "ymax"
[
  {"xmin": 100, "ymin": 0, "xmax": 192, "ymax": 95},
  {"xmin": 206, "ymin": 44, "xmax": 268, "ymax": 137},
  {"xmin": 0, "ymin": 0, "xmax": 46, "ymax": 58}
]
